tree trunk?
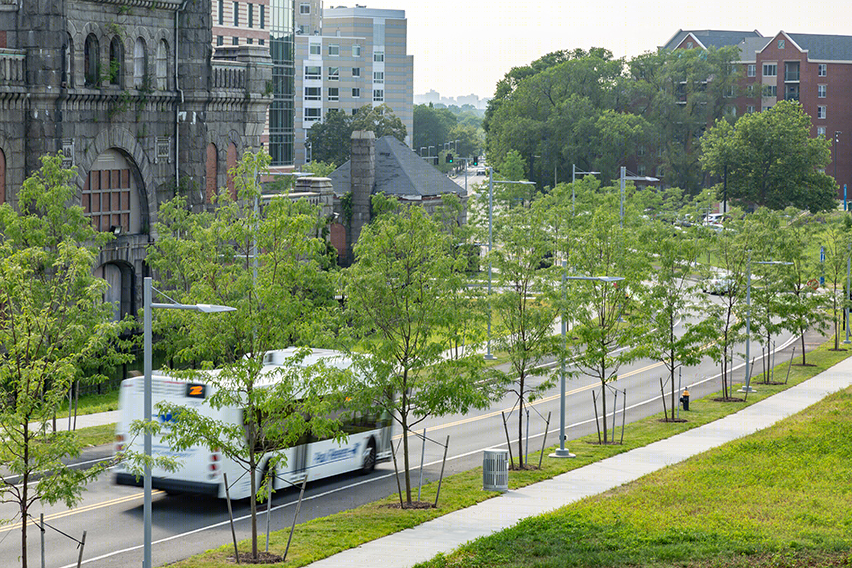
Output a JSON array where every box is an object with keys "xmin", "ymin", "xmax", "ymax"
[
  {"xmin": 21, "ymin": 427, "xmax": 29, "ymax": 568},
  {"xmin": 402, "ymin": 416, "xmax": 411, "ymax": 504},
  {"xmin": 800, "ymin": 331, "xmax": 807, "ymax": 365},
  {"xmin": 517, "ymin": 392, "xmax": 524, "ymax": 468}
]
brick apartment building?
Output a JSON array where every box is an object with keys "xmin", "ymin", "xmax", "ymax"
[{"xmin": 665, "ymin": 30, "xmax": 852, "ymax": 199}]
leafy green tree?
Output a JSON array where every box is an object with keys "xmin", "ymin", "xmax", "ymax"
[
  {"xmin": 490, "ymin": 201, "xmax": 560, "ymax": 466},
  {"xmin": 568, "ymin": 205, "xmax": 650, "ymax": 443},
  {"xmin": 143, "ymin": 150, "xmax": 339, "ymax": 560},
  {"xmin": 413, "ymin": 103, "xmax": 457, "ymax": 152},
  {"xmin": 0, "ymin": 154, "xmax": 129, "ymax": 568},
  {"xmin": 700, "ymin": 101, "xmax": 836, "ymax": 212},
  {"xmin": 821, "ymin": 215, "xmax": 852, "ymax": 350},
  {"xmin": 630, "ymin": 46, "xmax": 741, "ymax": 194},
  {"xmin": 640, "ymin": 220, "xmax": 714, "ymax": 419},
  {"xmin": 351, "ymin": 103, "xmax": 407, "ymax": 141},
  {"xmin": 449, "ymin": 123, "xmax": 484, "ymax": 163},
  {"xmin": 772, "ymin": 213, "xmax": 827, "ymax": 365},
  {"xmin": 344, "ymin": 202, "xmax": 492, "ymax": 505},
  {"xmin": 306, "ymin": 109, "xmax": 354, "ymax": 167}
]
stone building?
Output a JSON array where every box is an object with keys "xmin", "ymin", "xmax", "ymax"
[{"xmin": 0, "ymin": 0, "xmax": 271, "ymax": 318}]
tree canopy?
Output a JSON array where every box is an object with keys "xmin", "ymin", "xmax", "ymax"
[{"xmin": 700, "ymin": 101, "xmax": 836, "ymax": 212}]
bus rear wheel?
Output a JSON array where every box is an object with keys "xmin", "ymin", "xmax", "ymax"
[{"xmin": 361, "ymin": 442, "xmax": 377, "ymax": 474}]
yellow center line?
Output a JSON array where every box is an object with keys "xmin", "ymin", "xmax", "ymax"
[{"xmin": 0, "ymin": 489, "xmax": 165, "ymax": 533}]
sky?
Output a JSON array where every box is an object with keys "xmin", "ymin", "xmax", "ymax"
[{"xmin": 354, "ymin": 0, "xmax": 852, "ymax": 100}]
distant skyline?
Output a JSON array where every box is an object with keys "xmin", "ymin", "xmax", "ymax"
[{"xmin": 355, "ymin": 0, "xmax": 852, "ymax": 99}]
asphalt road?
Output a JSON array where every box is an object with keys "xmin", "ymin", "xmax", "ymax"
[{"xmin": 0, "ymin": 309, "xmax": 808, "ymax": 568}]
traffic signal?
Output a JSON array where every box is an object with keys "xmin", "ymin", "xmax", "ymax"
[
  {"xmin": 446, "ymin": 153, "xmax": 453, "ymax": 164},
  {"xmin": 472, "ymin": 156, "xmax": 478, "ymax": 166}
]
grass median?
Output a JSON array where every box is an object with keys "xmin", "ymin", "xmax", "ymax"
[{"xmin": 166, "ymin": 336, "xmax": 852, "ymax": 567}]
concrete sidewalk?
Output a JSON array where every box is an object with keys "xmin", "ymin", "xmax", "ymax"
[{"xmin": 305, "ymin": 356, "xmax": 852, "ymax": 568}]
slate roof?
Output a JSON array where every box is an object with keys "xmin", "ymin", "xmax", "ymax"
[
  {"xmin": 737, "ymin": 36, "xmax": 773, "ymax": 61},
  {"xmin": 785, "ymin": 33, "xmax": 852, "ymax": 61},
  {"xmin": 328, "ymin": 135, "xmax": 466, "ymax": 199},
  {"xmin": 661, "ymin": 29, "xmax": 763, "ymax": 51}
]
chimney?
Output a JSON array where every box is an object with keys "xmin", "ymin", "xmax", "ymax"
[{"xmin": 349, "ymin": 130, "xmax": 375, "ymax": 258}]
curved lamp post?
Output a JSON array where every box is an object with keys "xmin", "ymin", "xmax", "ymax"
[
  {"xmin": 550, "ymin": 272, "xmax": 624, "ymax": 458},
  {"xmin": 143, "ymin": 276, "xmax": 236, "ymax": 568}
]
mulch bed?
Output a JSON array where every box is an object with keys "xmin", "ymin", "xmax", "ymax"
[
  {"xmin": 383, "ymin": 500, "xmax": 435, "ymax": 510},
  {"xmin": 227, "ymin": 551, "xmax": 283, "ymax": 564}
]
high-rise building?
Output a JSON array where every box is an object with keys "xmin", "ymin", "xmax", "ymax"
[
  {"xmin": 213, "ymin": 0, "xmax": 295, "ymax": 168},
  {"xmin": 294, "ymin": 2, "xmax": 413, "ymax": 165}
]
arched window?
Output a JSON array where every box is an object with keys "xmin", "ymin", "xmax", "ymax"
[
  {"xmin": 109, "ymin": 36, "xmax": 123, "ymax": 86},
  {"xmin": 133, "ymin": 37, "xmax": 148, "ymax": 89},
  {"xmin": 156, "ymin": 39, "xmax": 169, "ymax": 90},
  {"xmin": 63, "ymin": 34, "xmax": 73, "ymax": 87},
  {"xmin": 205, "ymin": 143, "xmax": 218, "ymax": 203},
  {"xmin": 84, "ymin": 34, "xmax": 99, "ymax": 87}
]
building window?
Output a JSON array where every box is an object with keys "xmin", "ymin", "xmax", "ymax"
[
  {"xmin": 259, "ymin": 39, "xmax": 264, "ymax": 46},
  {"xmin": 83, "ymin": 169, "xmax": 132, "ymax": 233},
  {"xmin": 305, "ymin": 66, "xmax": 321, "ymax": 80},
  {"xmin": 724, "ymin": 85, "xmax": 735, "ymax": 98},
  {"xmin": 818, "ymin": 84, "xmax": 827, "ymax": 98},
  {"xmin": 352, "ymin": 67, "xmax": 361, "ymax": 77},
  {"xmin": 247, "ymin": 38, "xmax": 253, "ymax": 44},
  {"xmin": 108, "ymin": 37, "xmax": 123, "ymax": 86},
  {"xmin": 260, "ymin": 5, "xmax": 264, "ymax": 29},
  {"xmin": 762, "ymin": 85, "xmax": 777, "ymax": 97},
  {"xmin": 762, "ymin": 63, "xmax": 777, "ymax": 77},
  {"xmin": 305, "ymin": 107, "xmax": 321, "ymax": 122},
  {"xmin": 217, "ymin": 36, "xmax": 224, "ymax": 46},
  {"xmin": 133, "ymin": 37, "xmax": 148, "ymax": 89},
  {"xmin": 84, "ymin": 34, "xmax": 99, "ymax": 87},
  {"xmin": 817, "ymin": 126, "xmax": 826, "ymax": 137},
  {"xmin": 309, "ymin": 43, "xmax": 320, "ymax": 56},
  {"xmin": 352, "ymin": 45, "xmax": 361, "ymax": 57},
  {"xmin": 686, "ymin": 41, "xmax": 693, "ymax": 49},
  {"xmin": 637, "ymin": 164, "xmax": 646, "ymax": 176},
  {"xmin": 248, "ymin": 3, "xmax": 253, "ymax": 28},
  {"xmin": 232, "ymin": 37, "xmax": 239, "ymax": 46},
  {"xmin": 778, "ymin": 39, "xmax": 785, "ymax": 49},
  {"xmin": 373, "ymin": 89, "xmax": 383, "ymax": 102},
  {"xmin": 328, "ymin": 87, "xmax": 339, "ymax": 101},
  {"xmin": 156, "ymin": 39, "xmax": 169, "ymax": 90},
  {"xmin": 328, "ymin": 67, "xmax": 339, "ymax": 80},
  {"xmin": 352, "ymin": 87, "xmax": 360, "ymax": 98},
  {"xmin": 328, "ymin": 44, "xmax": 339, "ymax": 56},
  {"xmin": 373, "ymin": 50, "xmax": 384, "ymax": 62},
  {"xmin": 300, "ymin": 2, "xmax": 310, "ymax": 14},
  {"xmin": 218, "ymin": 0, "xmax": 224, "ymax": 25},
  {"xmin": 305, "ymin": 86, "xmax": 320, "ymax": 100},
  {"xmin": 747, "ymin": 64, "xmax": 756, "ymax": 77},
  {"xmin": 817, "ymin": 105, "xmax": 827, "ymax": 119},
  {"xmin": 818, "ymin": 63, "xmax": 827, "ymax": 77},
  {"xmin": 351, "ymin": 108, "xmax": 357, "ymax": 116},
  {"xmin": 745, "ymin": 84, "xmax": 756, "ymax": 98},
  {"xmin": 373, "ymin": 71, "xmax": 384, "ymax": 83},
  {"xmin": 233, "ymin": 2, "xmax": 239, "ymax": 26},
  {"xmin": 746, "ymin": 105, "xmax": 755, "ymax": 113}
]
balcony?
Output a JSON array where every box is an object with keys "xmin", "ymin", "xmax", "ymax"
[{"xmin": 0, "ymin": 48, "xmax": 26, "ymax": 86}]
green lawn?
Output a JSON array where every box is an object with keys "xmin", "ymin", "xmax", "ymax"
[{"xmin": 166, "ymin": 337, "xmax": 852, "ymax": 567}]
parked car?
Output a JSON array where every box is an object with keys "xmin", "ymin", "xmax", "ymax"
[
  {"xmin": 476, "ymin": 167, "xmax": 486, "ymax": 175},
  {"xmin": 702, "ymin": 275, "xmax": 736, "ymax": 295}
]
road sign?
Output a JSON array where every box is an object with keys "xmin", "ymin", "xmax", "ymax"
[{"xmin": 808, "ymin": 278, "xmax": 820, "ymax": 290}]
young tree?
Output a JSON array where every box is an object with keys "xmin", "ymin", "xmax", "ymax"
[
  {"xmin": 0, "ymin": 154, "xmax": 128, "ymax": 568},
  {"xmin": 490, "ymin": 201, "xmax": 560, "ymax": 467},
  {"xmin": 821, "ymin": 215, "xmax": 852, "ymax": 350},
  {"xmin": 641, "ymin": 220, "xmax": 714, "ymax": 420},
  {"xmin": 569, "ymin": 206, "xmax": 650, "ymax": 442},
  {"xmin": 700, "ymin": 101, "xmax": 836, "ymax": 212},
  {"xmin": 344, "ymin": 202, "xmax": 492, "ymax": 505},
  {"xmin": 144, "ymin": 149, "xmax": 339, "ymax": 560}
]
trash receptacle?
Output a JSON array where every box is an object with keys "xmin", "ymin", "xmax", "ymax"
[
  {"xmin": 680, "ymin": 388, "xmax": 690, "ymax": 411},
  {"xmin": 483, "ymin": 448, "xmax": 509, "ymax": 492}
]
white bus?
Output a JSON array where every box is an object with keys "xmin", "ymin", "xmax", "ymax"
[{"xmin": 114, "ymin": 348, "xmax": 392, "ymax": 500}]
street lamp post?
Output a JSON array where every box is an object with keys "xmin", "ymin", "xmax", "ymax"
[
  {"xmin": 738, "ymin": 258, "xmax": 792, "ymax": 394},
  {"xmin": 835, "ymin": 131, "xmax": 841, "ymax": 196},
  {"xmin": 571, "ymin": 164, "xmax": 600, "ymax": 214},
  {"xmin": 143, "ymin": 277, "xmax": 236, "ymax": 568},
  {"xmin": 484, "ymin": 168, "xmax": 536, "ymax": 360},
  {"xmin": 550, "ymin": 272, "xmax": 624, "ymax": 458}
]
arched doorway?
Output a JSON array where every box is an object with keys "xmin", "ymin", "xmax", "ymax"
[{"xmin": 95, "ymin": 261, "xmax": 135, "ymax": 321}]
